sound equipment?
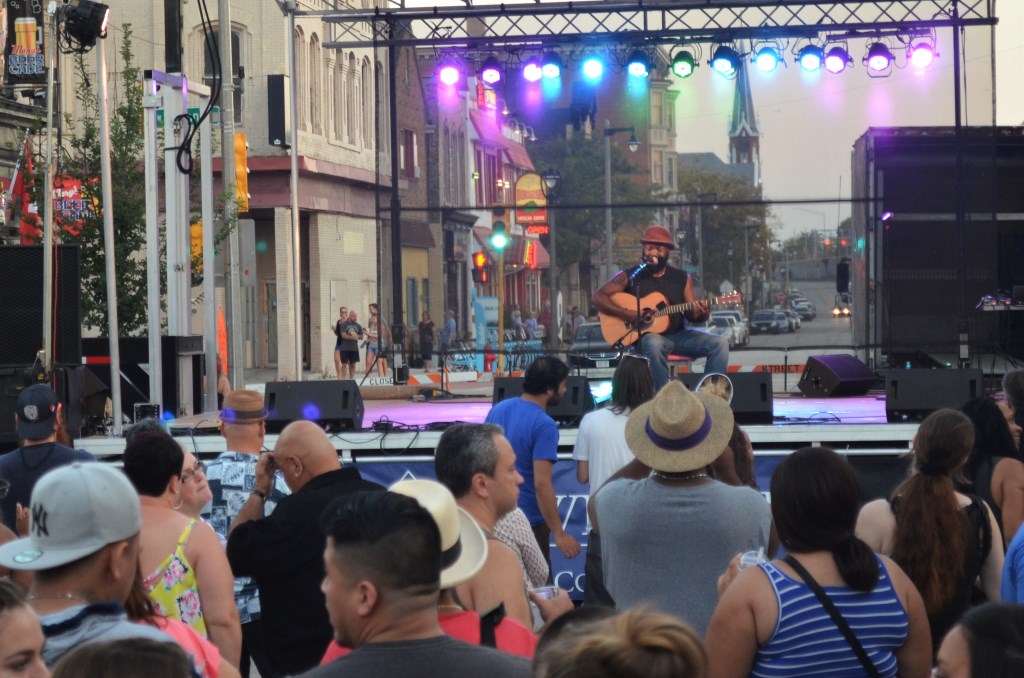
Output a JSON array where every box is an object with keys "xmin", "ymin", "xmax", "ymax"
[
  {"xmin": 797, "ymin": 355, "xmax": 878, "ymax": 398},
  {"xmin": 492, "ymin": 376, "xmax": 595, "ymax": 427},
  {"xmin": 0, "ymin": 245, "xmax": 81, "ymax": 366},
  {"xmin": 598, "ymin": 290, "xmax": 743, "ymax": 346},
  {"xmin": 885, "ymin": 368, "xmax": 984, "ymax": 423},
  {"xmin": 264, "ymin": 380, "xmax": 365, "ymax": 433},
  {"xmin": 0, "ymin": 366, "xmax": 85, "ymax": 450},
  {"xmin": 677, "ymin": 372, "xmax": 774, "ymax": 425}
]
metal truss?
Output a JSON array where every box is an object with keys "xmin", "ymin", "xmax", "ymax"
[{"xmin": 311, "ymin": 1, "xmax": 996, "ymax": 50}]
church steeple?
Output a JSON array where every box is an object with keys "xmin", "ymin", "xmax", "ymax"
[{"xmin": 728, "ymin": 60, "xmax": 761, "ymax": 188}]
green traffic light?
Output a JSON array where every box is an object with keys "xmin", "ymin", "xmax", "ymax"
[{"xmin": 490, "ymin": 221, "xmax": 508, "ymax": 250}]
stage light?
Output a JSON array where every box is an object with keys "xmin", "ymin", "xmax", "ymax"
[
  {"xmin": 541, "ymin": 52, "xmax": 562, "ymax": 79},
  {"xmin": 522, "ymin": 59, "xmax": 543, "ymax": 83},
  {"xmin": 865, "ymin": 42, "xmax": 893, "ymax": 72},
  {"xmin": 797, "ymin": 45, "xmax": 824, "ymax": 72},
  {"xmin": 670, "ymin": 50, "xmax": 696, "ymax": 78},
  {"xmin": 480, "ymin": 56, "xmax": 503, "ymax": 85},
  {"xmin": 626, "ymin": 50, "xmax": 651, "ymax": 78},
  {"xmin": 438, "ymin": 61, "xmax": 461, "ymax": 87},
  {"xmin": 753, "ymin": 46, "xmax": 781, "ymax": 73},
  {"xmin": 909, "ymin": 41, "xmax": 937, "ymax": 70},
  {"xmin": 582, "ymin": 56, "xmax": 604, "ymax": 81},
  {"xmin": 824, "ymin": 46, "xmax": 852, "ymax": 74},
  {"xmin": 710, "ymin": 46, "xmax": 741, "ymax": 78},
  {"xmin": 64, "ymin": 0, "xmax": 110, "ymax": 48}
]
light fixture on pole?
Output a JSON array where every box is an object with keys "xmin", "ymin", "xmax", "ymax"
[
  {"xmin": 604, "ymin": 123, "xmax": 639, "ymax": 283},
  {"xmin": 541, "ymin": 169, "xmax": 561, "ymax": 350},
  {"xmin": 63, "ymin": 0, "xmax": 110, "ymax": 48}
]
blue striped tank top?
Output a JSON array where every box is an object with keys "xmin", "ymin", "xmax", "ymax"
[{"xmin": 751, "ymin": 556, "xmax": 909, "ymax": 678}]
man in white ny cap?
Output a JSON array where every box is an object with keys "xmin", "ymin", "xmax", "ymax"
[
  {"xmin": 0, "ymin": 383, "xmax": 93, "ymax": 531},
  {"xmin": 595, "ymin": 381, "xmax": 772, "ymax": 637},
  {"xmin": 0, "ymin": 462, "xmax": 179, "ymax": 666}
]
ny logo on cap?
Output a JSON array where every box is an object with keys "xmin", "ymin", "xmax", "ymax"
[
  {"xmin": 23, "ymin": 405, "xmax": 39, "ymax": 422},
  {"xmin": 32, "ymin": 504, "xmax": 49, "ymax": 537}
]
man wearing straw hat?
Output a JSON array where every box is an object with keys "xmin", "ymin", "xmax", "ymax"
[
  {"xmin": 596, "ymin": 381, "xmax": 772, "ymax": 637},
  {"xmin": 202, "ymin": 389, "xmax": 291, "ymax": 677}
]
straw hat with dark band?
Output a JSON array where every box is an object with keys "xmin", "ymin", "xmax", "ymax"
[
  {"xmin": 220, "ymin": 390, "xmax": 268, "ymax": 424},
  {"xmin": 625, "ymin": 380, "xmax": 734, "ymax": 473}
]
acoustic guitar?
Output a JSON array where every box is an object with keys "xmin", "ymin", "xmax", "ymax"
[{"xmin": 599, "ymin": 291, "xmax": 742, "ymax": 346}]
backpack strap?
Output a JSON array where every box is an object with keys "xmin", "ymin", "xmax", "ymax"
[{"xmin": 478, "ymin": 603, "xmax": 506, "ymax": 649}]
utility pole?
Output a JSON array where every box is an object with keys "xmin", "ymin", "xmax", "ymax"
[{"xmin": 220, "ymin": 0, "xmax": 244, "ymax": 391}]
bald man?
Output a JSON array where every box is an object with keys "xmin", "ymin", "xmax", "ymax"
[{"xmin": 227, "ymin": 421, "xmax": 384, "ymax": 676}]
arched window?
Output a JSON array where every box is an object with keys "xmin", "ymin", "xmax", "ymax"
[
  {"xmin": 458, "ymin": 131, "xmax": 466, "ymax": 203},
  {"xmin": 309, "ymin": 34, "xmax": 322, "ymax": 135},
  {"xmin": 346, "ymin": 52, "xmax": 357, "ymax": 145},
  {"xmin": 376, "ymin": 61, "xmax": 389, "ymax": 154},
  {"xmin": 332, "ymin": 57, "xmax": 344, "ymax": 140},
  {"xmin": 294, "ymin": 27, "xmax": 308, "ymax": 132},
  {"xmin": 444, "ymin": 126, "xmax": 451, "ymax": 202},
  {"xmin": 361, "ymin": 57, "xmax": 373, "ymax": 148}
]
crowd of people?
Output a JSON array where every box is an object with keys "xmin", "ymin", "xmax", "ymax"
[{"xmin": 4, "ymin": 358, "xmax": 1024, "ymax": 677}]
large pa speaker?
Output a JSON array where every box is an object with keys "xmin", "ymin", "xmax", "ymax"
[
  {"xmin": 885, "ymin": 368, "xmax": 984, "ymax": 423},
  {"xmin": 264, "ymin": 380, "xmax": 365, "ymax": 433},
  {"xmin": 492, "ymin": 376, "xmax": 595, "ymax": 427},
  {"xmin": 798, "ymin": 355, "xmax": 878, "ymax": 398},
  {"xmin": 677, "ymin": 372, "xmax": 774, "ymax": 425},
  {"xmin": 0, "ymin": 245, "xmax": 81, "ymax": 366}
]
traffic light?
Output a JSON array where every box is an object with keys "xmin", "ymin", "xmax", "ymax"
[
  {"xmin": 233, "ymin": 133, "xmax": 250, "ymax": 211},
  {"xmin": 190, "ymin": 219, "xmax": 203, "ymax": 285},
  {"xmin": 491, "ymin": 207, "xmax": 508, "ymax": 250},
  {"xmin": 839, "ymin": 238, "xmax": 848, "ymax": 248},
  {"xmin": 824, "ymin": 237, "xmax": 832, "ymax": 248},
  {"xmin": 472, "ymin": 251, "xmax": 490, "ymax": 283}
]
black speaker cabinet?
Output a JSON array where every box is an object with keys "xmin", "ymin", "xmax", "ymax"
[
  {"xmin": 0, "ymin": 245, "xmax": 81, "ymax": 366},
  {"xmin": 677, "ymin": 372, "xmax": 774, "ymax": 425},
  {"xmin": 885, "ymin": 368, "xmax": 984, "ymax": 423},
  {"xmin": 798, "ymin": 355, "xmax": 878, "ymax": 398},
  {"xmin": 264, "ymin": 380, "xmax": 365, "ymax": 433},
  {"xmin": 492, "ymin": 376, "xmax": 595, "ymax": 427}
]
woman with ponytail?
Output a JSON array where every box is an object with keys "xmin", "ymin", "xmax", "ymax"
[
  {"xmin": 857, "ymin": 409, "xmax": 1004, "ymax": 656},
  {"xmin": 707, "ymin": 447, "xmax": 931, "ymax": 678}
]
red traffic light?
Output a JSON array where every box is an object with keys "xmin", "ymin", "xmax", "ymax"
[
  {"xmin": 824, "ymin": 238, "xmax": 832, "ymax": 247},
  {"xmin": 840, "ymin": 238, "xmax": 848, "ymax": 247},
  {"xmin": 473, "ymin": 251, "xmax": 488, "ymax": 269}
]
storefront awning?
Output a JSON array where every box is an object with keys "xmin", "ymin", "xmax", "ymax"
[{"xmin": 469, "ymin": 109, "xmax": 535, "ymax": 171}]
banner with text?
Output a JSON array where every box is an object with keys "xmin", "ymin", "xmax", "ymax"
[{"xmin": 4, "ymin": 0, "xmax": 46, "ymax": 86}]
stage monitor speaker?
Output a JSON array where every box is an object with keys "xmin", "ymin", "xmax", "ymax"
[
  {"xmin": 493, "ymin": 376, "xmax": 595, "ymax": 427},
  {"xmin": 677, "ymin": 372, "xmax": 774, "ymax": 425},
  {"xmin": 798, "ymin": 355, "xmax": 878, "ymax": 398},
  {"xmin": 885, "ymin": 368, "xmax": 984, "ymax": 423},
  {"xmin": 264, "ymin": 380, "xmax": 365, "ymax": 433}
]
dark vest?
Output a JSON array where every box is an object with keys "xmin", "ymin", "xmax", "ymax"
[{"xmin": 625, "ymin": 265, "xmax": 688, "ymax": 333}]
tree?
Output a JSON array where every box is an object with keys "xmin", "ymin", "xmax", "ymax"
[
  {"xmin": 527, "ymin": 135, "xmax": 656, "ymax": 269},
  {"xmin": 54, "ymin": 25, "xmax": 149, "ymax": 333},
  {"xmin": 676, "ymin": 165, "xmax": 773, "ymax": 300}
]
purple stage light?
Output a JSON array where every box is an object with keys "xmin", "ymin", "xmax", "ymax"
[
  {"xmin": 480, "ymin": 56, "xmax": 503, "ymax": 85},
  {"xmin": 865, "ymin": 42, "xmax": 893, "ymax": 72},
  {"xmin": 302, "ymin": 403, "xmax": 321, "ymax": 420},
  {"xmin": 909, "ymin": 43, "xmax": 936, "ymax": 70},
  {"xmin": 824, "ymin": 46, "xmax": 851, "ymax": 74},
  {"xmin": 523, "ymin": 60, "xmax": 543, "ymax": 82},
  {"xmin": 438, "ymin": 63, "xmax": 460, "ymax": 87}
]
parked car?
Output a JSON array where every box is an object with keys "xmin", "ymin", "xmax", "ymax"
[
  {"xmin": 709, "ymin": 317, "xmax": 738, "ymax": 348},
  {"xmin": 711, "ymin": 309, "xmax": 749, "ymax": 333},
  {"xmin": 832, "ymin": 293, "xmax": 852, "ymax": 318},
  {"xmin": 794, "ymin": 302, "xmax": 816, "ymax": 321},
  {"xmin": 751, "ymin": 310, "xmax": 780, "ymax": 335},
  {"xmin": 710, "ymin": 314, "xmax": 749, "ymax": 346},
  {"xmin": 775, "ymin": 310, "xmax": 793, "ymax": 333},
  {"xmin": 688, "ymin": 320, "xmax": 733, "ymax": 344},
  {"xmin": 785, "ymin": 309, "xmax": 801, "ymax": 330},
  {"xmin": 567, "ymin": 322, "xmax": 621, "ymax": 368}
]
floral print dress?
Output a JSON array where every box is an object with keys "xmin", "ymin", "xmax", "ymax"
[{"xmin": 144, "ymin": 519, "xmax": 207, "ymax": 637}]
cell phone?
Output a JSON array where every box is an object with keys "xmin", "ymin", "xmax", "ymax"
[{"xmin": 532, "ymin": 585, "xmax": 559, "ymax": 600}]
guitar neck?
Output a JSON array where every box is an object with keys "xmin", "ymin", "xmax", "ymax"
[{"xmin": 656, "ymin": 297, "xmax": 722, "ymax": 318}]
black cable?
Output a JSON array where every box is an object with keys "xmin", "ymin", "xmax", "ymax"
[{"xmin": 170, "ymin": 0, "xmax": 222, "ymax": 175}]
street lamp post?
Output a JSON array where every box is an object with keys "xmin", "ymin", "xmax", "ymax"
[
  {"xmin": 542, "ymin": 168, "xmax": 562, "ymax": 351},
  {"xmin": 604, "ymin": 122, "xmax": 639, "ymax": 282},
  {"xmin": 728, "ymin": 241, "xmax": 734, "ymax": 283}
]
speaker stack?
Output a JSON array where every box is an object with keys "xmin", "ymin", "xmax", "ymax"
[
  {"xmin": 676, "ymin": 372, "xmax": 774, "ymax": 425},
  {"xmin": 264, "ymin": 380, "xmax": 365, "ymax": 433},
  {"xmin": 884, "ymin": 368, "xmax": 984, "ymax": 423},
  {"xmin": 797, "ymin": 355, "xmax": 878, "ymax": 398},
  {"xmin": 492, "ymin": 376, "xmax": 595, "ymax": 427}
]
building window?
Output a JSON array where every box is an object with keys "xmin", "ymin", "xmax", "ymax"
[
  {"xmin": 444, "ymin": 127, "xmax": 452, "ymax": 202},
  {"xmin": 400, "ymin": 129, "xmax": 418, "ymax": 178},
  {"xmin": 458, "ymin": 132, "xmax": 467, "ymax": 204},
  {"xmin": 294, "ymin": 27, "xmax": 308, "ymax": 131},
  {"xmin": 332, "ymin": 59, "xmax": 344, "ymax": 140},
  {"xmin": 346, "ymin": 52, "xmax": 357, "ymax": 145},
  {"xmin": 376, "ymin": 62, "xmax": 389, "ymax": 154},
  {"xmin": 652, "ymin": 150, "xmax": 664, "ymax": 185},
  {"xmin": 361, "ymin": 58, "xmax": 373, "ymax": 147},
  {"xmin": 309, "ymin": 34, "xmax": 322, "ymax": 135},
  {"xmin": 651, "ymin": 90, "xmax": 664, "ymax": 128},
  {"xmin": 474, "ymin": 148, "xmax": 484, "ymax": 206},
  {"xmin": 203, "ymin": 28, "xmax": 243, "ymax": 123}
]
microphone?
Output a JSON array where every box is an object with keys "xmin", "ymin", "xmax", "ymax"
[
  {"xmin": 629, "ymin": 259, "xmax": 650, "ymax": 281},
  {"xmin": 647, "ymin": 255, "xmax": 659, "ymax": 266}
]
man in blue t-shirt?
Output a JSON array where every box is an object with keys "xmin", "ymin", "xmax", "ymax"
[{"xmin": 484, "ymin": 356, "xmax": 579, "ymax": 570}]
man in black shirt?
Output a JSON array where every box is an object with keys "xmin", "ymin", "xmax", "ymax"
[
  {"xmin": 227, "ymin": 420, "xmax": 383, "ymax": 676},
  {"xmin": 592, "ymin": 225, "xmax": 729, "ymax": 390}
]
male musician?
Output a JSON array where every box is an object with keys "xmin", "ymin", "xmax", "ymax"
[{"xmin": 592, "ymin": 225, "xmax": 729, "ymax": 390}]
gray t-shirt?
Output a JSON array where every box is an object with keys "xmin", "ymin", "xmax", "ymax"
[
  {"xmin": 300, "ymin": 635, "xmax": 531, "ymax": 677},
  {"xmin": 597, "ymin": 477, "xmax": 772, "ymax": 637}
]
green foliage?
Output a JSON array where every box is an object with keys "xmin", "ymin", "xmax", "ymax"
[
  {"xmin": 676, "ymin": 165, "xmax": 773, "ymax": 295},
  {"xmin": 526, "ymin": 135, "xmax": 656, "ymax": 269},
  {"xmin": 58, "ymin": 25, "xmax": 150, "ymax": 333}
]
